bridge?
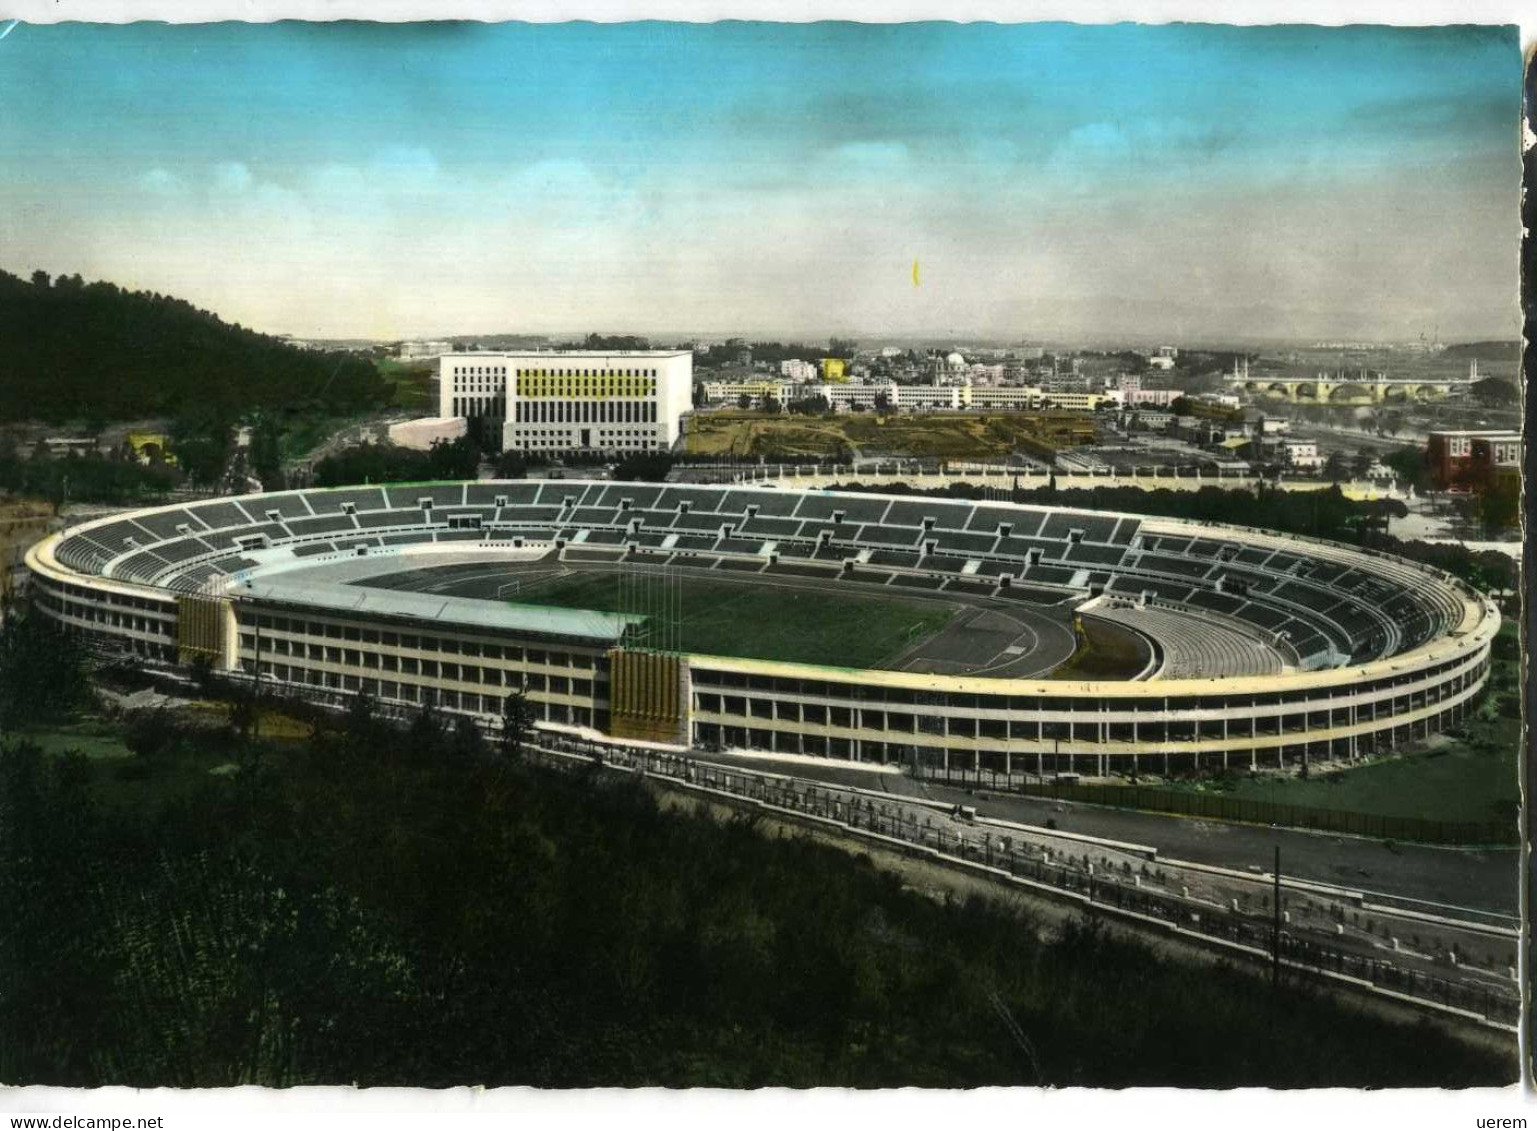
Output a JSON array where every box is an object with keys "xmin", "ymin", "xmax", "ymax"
[{"xmin": 1231, "ymin": 372, "xmax": 1474, "ymax": 405}]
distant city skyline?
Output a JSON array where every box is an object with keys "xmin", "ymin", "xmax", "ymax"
[{"xmin": 0, "ymin": 21, "xmax": 1520, "ymax": 342}]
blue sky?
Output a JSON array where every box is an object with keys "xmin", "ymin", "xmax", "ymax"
[{"xmin": 0, "ymin": 21, "xmax": 1520, "ymax": 340}]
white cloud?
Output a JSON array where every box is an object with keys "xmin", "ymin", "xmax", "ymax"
[
  {"xmin": 212, "ymin": 161, "xmax": 254, "ymax": 194},
  {"xmin": 137, "ymin": 168, "xmax": 188, "ymax": 197},
  {"xmin": 828, "ymin": 140, "xmax": 910, "ymax": 166}
]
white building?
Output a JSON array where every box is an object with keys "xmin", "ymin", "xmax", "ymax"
[
  {"xmin": 1128, "ymin": 387, "xmax": 1178, "ymax": 408},
  {"xmin": 822, "ymin": 383, "xmax": 889, "ymax": 410},
  {"xmin": 399, "ymin": 339, "xmax": 453, "ymax": 360},
  {"xmin": 439, "ymin": 350, "xmax": 693, "ymax": 455},
  {"xmin": 1198, "ymin": 391, "xmax": 1242, "ymax": 409},
  {"xmin": 1271, "ymin": 439, "xmax": 1323, "ymax": 470},
  {"xmin": 890, "ymin": 384, "xmax": 963, "ymax": 411},
  {"xmin": 961, "ymin": 384, "xmax": 1045, "ymax": 411},
  {"xmin": 703, "ymin": 379, "xmax": 792, "ymax": 406},
  {"xmin": 1126, "ymin": 410, "xmax": 1174, "ymax": 431},
  {"xmin": 780, "ymin": 358, "xmax": 818, "ymax": 382},
  {"xmin": 1040, "ymin": 389, "xmax": 1122, "ymax": 412}
]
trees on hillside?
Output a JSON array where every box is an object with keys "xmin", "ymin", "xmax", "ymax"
[
  {"xmin": 0, "ymin": 603, "xmax": 90, "ymax": 730},
  {"xmin": 788, "ymin": 395, "xmax": 830, "ymax": 416},
  {"xmin": 1382, "ymin": 447, "xmax": 1429, "ymax": 492},
  {"xmin": 312, "ymin": 437, "xmax": 480, "ymax": 487},
  {"xmin": 500, "ymin": 687, "xmax": 534, "ymax": 762},
  {"xmin": 1477, "ymin": 478, "xmax": 1520, "ymax": 536},
  {"xmin": 612, "ymin": 453, "xmax": 675, "ymax": 482},
  {"xmin": 1470, "ymin": 377, "xmax": 1519, "ymax": 407},
  {"xmin": 0, "ymin": 268, "xmax": 389, "ymax": 424},
  {"xmin": 0, "ymin": 448, "xmax": 176, "ymax": 507}
]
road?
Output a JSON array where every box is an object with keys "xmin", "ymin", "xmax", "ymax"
[
  {"xmin": 536, "ymin": 736, "xmax": 1518, "ymax": 1023},
  {"xmin": 697, "ymin": 749, "xmax": 1519, "ymax": 918}
]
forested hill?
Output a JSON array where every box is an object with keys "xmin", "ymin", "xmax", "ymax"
[
  {"xmin": 1441, "ymin": 341, "xmax": 1519, "ymax": 359},
  {"xmin": 0, "ymin": 269, "xmax": 389, "ymax": 423}
]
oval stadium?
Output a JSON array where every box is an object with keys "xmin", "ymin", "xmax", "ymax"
[{"xmin": 24, "ymin": 479, "xmax": 1498, "ymax": 779}]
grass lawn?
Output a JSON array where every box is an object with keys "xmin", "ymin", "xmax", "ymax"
[
  {"xmin": 14, "ymin": 714, "xmax": 134, "ymax": 760},
  {"xmin": 12, "ymin": 711, "xmax": 269, "ymax": 816},
  {"xmin": 1046, "ymin": 617, "xmax": 1151, "ymax": 680},
  {"xmin": 1165, "ymin": 620, "xmax": 1522, "ymax": 825},
  {"xmin": 509, "ymin": 572, "xmax": 958, "ymax": 669},
  {"xmin": 683, "ymin": 411, "xmax": 1094, "ymax": 460},
  {"xmin": 1167, "ymin": 728, "xmax": 1520, "ymax": 824},
  {"xmin": 376, "ymin": 357, "xmax": 436, "ymax": 411},
  {"xmin": 277, "ymin": 411, "xmax": 359, "ymax": 461}
]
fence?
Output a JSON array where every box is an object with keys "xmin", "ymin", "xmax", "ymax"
[
  {"xmin": 521, "ymin": 732, "xmax": 1518, "ymax": 1029},
  {"xmin": 912, "ymin": 765, "xmax": 1518, "ymax": 847}
]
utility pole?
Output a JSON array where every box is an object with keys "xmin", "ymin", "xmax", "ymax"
[{"xmin": 1272, "ymin": 844, "xmax": 1282, "ymax": 992}]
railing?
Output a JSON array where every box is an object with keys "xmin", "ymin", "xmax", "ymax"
[
  {"xmin": 518, "ymin": 731, "xmax": 1516, "ymax": 1029},
  {"xmin": 909, "ymin": 765, "xmax": 1518, "ymax": 847}
]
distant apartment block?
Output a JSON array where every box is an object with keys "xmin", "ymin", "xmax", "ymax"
[
  {"xmin": 698, "ymin": 379, "xmax": 1121, "ymax": 416},
  {"xmin": 399, "ymin": 339, "xmax": 453, "ymax": 360},
  {"xmin": 1263, "ymin": 438, "xmax": 1323, "ymax": 470},
  {"xmin": 1127, "ymin": 387, "xmax": 1178, "ymax": 408}
]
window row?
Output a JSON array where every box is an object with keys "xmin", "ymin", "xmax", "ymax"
[
  {"xmin": 515, "ymin": 400, "xmax": 658, "ymax": 424},
  {"xmin": 693, "ymin": 672, "xmax": 1483, "ymax": 733},
  {"xmin": 237, "ymin": 613, "xmax": 594, "ymax": 668},
  {"xmin": 242, "ymin": 646, "xmax": 596, "ymax": 697}
]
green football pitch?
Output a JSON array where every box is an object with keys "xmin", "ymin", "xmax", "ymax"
[{"xmin": 507, "ymin": 572, "xmax": 958, "ymax": 670}]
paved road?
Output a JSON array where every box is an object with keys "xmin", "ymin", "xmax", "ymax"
[
  {"xmin": 556, "ymin": 739, "xmax": 1517, "ymax": 1018},
  {"xmin": 699, "ymin": 749, "xmax": 1518, "ymax": 918}
]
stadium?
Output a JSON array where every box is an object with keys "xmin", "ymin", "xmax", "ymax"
[{"xmin": 25, "ymin": 479, "xmax": 1498, "ymax": 778}]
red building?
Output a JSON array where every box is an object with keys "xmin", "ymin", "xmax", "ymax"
[{"xmin": 1427, "ymin": 430, "xmax": 1522, "ymax": 490}]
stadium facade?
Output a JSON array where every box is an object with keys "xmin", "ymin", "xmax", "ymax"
[
  {"xmin": 438, "ymin": 350, "xmax": 693, "ymax": 455},
  {"xmin": 25, "ymin": 480, "xmax": 1497, "ymax": 777}
]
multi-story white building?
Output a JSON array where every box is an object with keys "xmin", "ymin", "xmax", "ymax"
[
  {"xmin": 960, "ymin": 384, "xmax": 1045, "ymax": 411},
  {"xmin": 1263, "ymin": 438, "xmax": 1323, "ymax": 470},
  {"xmin": 1040, "ymin": 389, "xmax": 1122, "ymax": 412},
  {"xmin": 399, "ymin": 339, "xmax": 453, "ymax": 360},
  {"xmin": 821, "ymin": 383, "xmax": 888, "ymax": 410},
  {"xmin": 889, "ymin": 384, "xmax": 964, "ymax": 411},
  {"xmin": 780, "ymin": 358, "xmax": 819, "ymax": 382},
  {"xmin": 1129, "ymin": 387, "xmax": 1178, "ymax": 408},
  {"xmin": 439, "ymin": 350, "xmax": 693, "ymax": 455},
  {"xmin": 702, "ymin": 379, "xmax": 792, "ymax": 406}
]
